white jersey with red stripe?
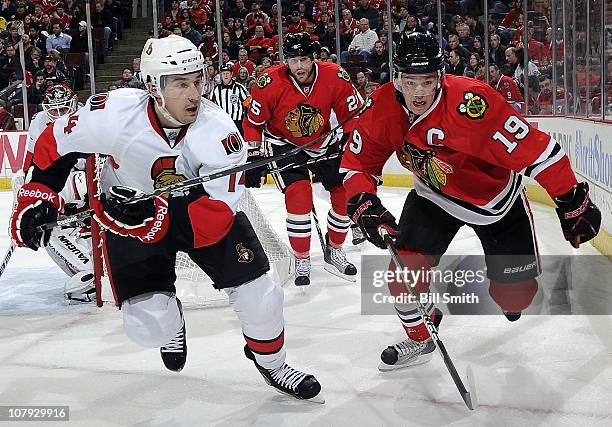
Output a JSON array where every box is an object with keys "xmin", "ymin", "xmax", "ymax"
[
  {"xmin": 33, "ymin": 88, "xmax": 247, "ymax": 215},
  {"xmin": 27, "ymin": 112, "xmax": 52, "ymax": 154}
]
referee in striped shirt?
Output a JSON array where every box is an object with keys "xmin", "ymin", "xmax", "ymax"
[{"xmin": 211, "ymin": 62, "xmax": 250, "ymax": 134}]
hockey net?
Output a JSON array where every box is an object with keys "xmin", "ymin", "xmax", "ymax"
[{"xmin": 85, "ymin": 154, "xmax": 294, "ymax": 308}]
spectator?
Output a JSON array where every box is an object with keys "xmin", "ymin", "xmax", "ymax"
[
  {"xmin": 170, "ymin": 24, "xmax": 182, "ymax": 36},
  {"xmin": 46, "ymin": 23, "xmax": 72, "ymax": 54},
  {"xmin": 248, "ymin": 13, "xmax": 273, "ymax": 38},
  {"xmin": 288, "ymin": 11, "xmax": 307, "ymax": 33},
  {"xmin": 342, "ymin": 18, "xmax": 378, "ymax": 62},
  {"xmin": 0, "ymin": 99, "xmax": 15, "ymax": 130},
  {"xmin": 447, "ymin": 49, "xmax": 465, "ymax": 76},
  {"xmin": 132, "ymin": 58, "xmax": 142, "ymax": 84},
  {"xmin": 456, "ymin": 23, "xmax": 474, "ymax": 52},
  {"xmin": 235, "ymin": 66, "xmax": 252, "ymax": 88},
  {"xmin": 245, "ymin": 2, "xmax": 268, "ymax": 28},
  {"xmin": 180, "ymin": 20, "xmax": 203, "ymax": 46},
  {"xmin": 367, "ymin": 40, "xmax": 389, "ymax": 82},
  {"xmin": 536, "ymin": 74, "xmax": 554, "ymax": 114},
  {"xmin": 364, "ymin": 81, "xmax": 379, "ymax": 97},
  {"xmin": 190, "ymin": 0, "xmax": 208, "ymax": 30},
  {"xmin": 488, "ymin": 34, "xmax": 506, "ymax": 69},
  {"xmin": 12, "ymin": 2, "xmax": 28, "ymax": 22},
  {"xmin": 200, "ymin": 26, "xmax": 218, "ymax": 60},
  {"xmin": 39, "ymin": 14, "xmax": 53, "ymax": 35},
  {"xmin": 402, "ymin": 15, "xmax": 420, "ymax": 35},
  {"xmin": 396, "ymin": 7, "xmax": 410, "ymax": 32},
  {"xmin": 222, "ymin": 32, "xmax": 239, "ymax": 60},
  {"xmin": 510, "ymin": 47, "xmax": 540, "ymax": 86},
  {"xmin": 318, "ymin": 21, "xmax": 337, "ymax": 52},
  {"xmin": 503, "ymin": 46, "xmax": 519, "ymax": 76},
  {"xmin": 0, "ymin": 0, "xmax": 15, "ymax": 23},
  {"xmin": 19, "ymin": 34, "xmax": 33, "ymax": 59},
  {"xmin": 28, "ymin": 71, "xmax": 47, "ymax": 107},
  {"xmin": 228, "ymin": 0, "xmax": 248, "ymax": 20},
  {"xmin": 232, "ymin": 48, "xmax": 255, "ymax": 78},
  {"xmin": 245, "ymin": 25, "xmax": 270, "ymax": 61},
  {"xmin": 108, "ymin": 83, "xmax": 118, "ymax": 90},
  {"xmin": 41, "ymin": 53, "xmax": 67, "ymax": 85},
  {"xmin": 51, "ymin": 3, "xmax": 71, "ymax": 29},
  {"xmin": 91, "ymin": 1, "xmax": 113, "ymax": 51},
  {"xmin": 29, "ymin": 25, "xmax": 47, "ymax": 56},
  {"xmin": 524, "ymin": 27, "xmax": 545, "ymax": 64},
  {"xmin": 318, "ymin": 46, "xmax": 332, "ymax": 62},
  {"xmin": 446, "ymin": 34, "xmax": 470, "ymax": 61},
  {"xmin": 464, "ymin": 14, "xmax": 484, "ymax": 39},
  {"xmin": 260, "ymin": 56, "xmax": 272, "ymax": 69},
  {"xmin": 26, "ymin": 47, "xmax": 43, "ymax": 75},
  {"xmin": 352, "ymin": 0, "xmax": 379, "ymax": 30},
  {"xmin": 489, "ymin": 63, "xmax": 523, "ymax": 112},
  {"xmin": 5, "ymin": 45, "xmax": 22, "ymax": 79},
  {"xmin": 165, "ymin": 0, "xmax": 181, "ymax": 22},
  {"xmin": 355, "ymin": 71, "xmax": 369, "ymax": 99},
  {"xmin": 4, "ymin": 25, "xmax": 20, "ymax": 50},
  {"xmin": 114, "ymin": 68, "xmax": 140, "ymax": 88},
  {"xmin": 230, "ymin": 19, "xmax": 248, "ymax": 44},
  {"xmin": 69, "ymin": 21, "xmax": 89, "ymax": 55},
  {"xmin": 464, "ymin": 53, "xmax": 481, "ymax": 77},
  {"xmin": 472, "ymin": 35, "xmax": 484, "ymax": 59},
  {"xmin": 340, "ymin": 8, "xmax": 359, "ymax": 48},
  {"xmin": 314, "ymin": 12, "xmax": 331, "ymax": 37}
]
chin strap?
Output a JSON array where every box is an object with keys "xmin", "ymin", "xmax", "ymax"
[{"xmin": 153, "ymin": 93, "xmax": 186, "ymax": 128}]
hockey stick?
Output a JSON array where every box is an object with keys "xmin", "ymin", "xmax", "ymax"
[
  {"xmin": 380, "ymin": 229, "xmax": 475, "ymax": 410},
  {"xmin": 310, "ymin": 204, "xmax": 326, "ymax": 253},
  {"xmin": 0, "ymin": 242, "xmax": 16, "ymax": 279},
  {"xmin": 40, "ymin": 99, "xmax": 372, "ymax": 232}
]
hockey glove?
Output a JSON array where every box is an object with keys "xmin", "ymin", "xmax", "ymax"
[
  {"xmin": 347, "ymin": 192, "xmax": 399, "ymax": 249},
  {"xmin": 554, "ymin": 182, "xmax": 601, "ymax": 248},
  {"xmin": 244, "ymin": 143, "xmax": 268, "ymax": 188},
  {"xmin": 93, "ymin": 186, "xmax": 170, "ymax": 244},
  {"xmin": 10, "ymin": 182, "xmax": 63, "ymax": 250}
]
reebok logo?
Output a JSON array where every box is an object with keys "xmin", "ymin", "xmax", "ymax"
[
  {"xmin": 18, "ymin": 188, "xmax": 56, "ymax": 204},
  {"xmin": 142, "ymin": 205, "xmax": 168, "ymax": 242}
]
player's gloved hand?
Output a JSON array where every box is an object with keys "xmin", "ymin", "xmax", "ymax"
[
  {"xmin": 244, "ymin": 142, "xmax": 268, "ymax": 188},
  {"xmin": 554, "ymin": 182, "xmax": 601, "ymax": 248},
  {"xmin": 347, "ymin": 192, "xmax": 399, "ymax": 249},
  {"xmin": 93, "ymin": 186, "xmax": 170, "ymax": 243},
  {"xmin": 10, "ymin": 182, "xmax": 63, "ymax": 250}
]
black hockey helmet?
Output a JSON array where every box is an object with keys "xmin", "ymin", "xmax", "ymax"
[
  {"xmin": 283, "ymin": 32, "xmax": 320, "ymax": 58},
  {"xmin": 219, "ymin": 62, "xmax": 233, "ymax": 72},
  {"xmin": 393, "ymin": 32, "xmax": 444, "ymax": 74}
]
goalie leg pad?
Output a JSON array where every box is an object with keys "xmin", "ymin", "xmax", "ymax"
[
  {"xmin": 45, "ymin": 228, "xmax": 93, "ymax": 276},
  {"xmin": 226, "ymin": 273, "xmax": 286, "ymax": 370},
  {"xmin": 122, "ymin": 292, "xmax": 183, "ymax": 348}
]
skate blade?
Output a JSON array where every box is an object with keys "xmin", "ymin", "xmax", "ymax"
[
  {"xmin": 273, "ymin": 388, "xmax": 325, "ymax": 404},
  {"xmin": 466, "ymin": 365, "xmax": 478, "ymax": 410},
  {"xmin": 323, "ymin": 264, "xmax": 357, "ymax": 282},
  {"xmin": 378, "ymin": 352, "xmax": 434, "ymax": 372}
]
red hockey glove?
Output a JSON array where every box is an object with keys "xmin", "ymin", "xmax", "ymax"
[
  {"xmin": 347, "ymin": 192, "xmax": 399, "ymax": 249},
  {"xmin": 93, "ymin": 186, "xmax": 170, "ymax": 244},
  {"xmin": 10, "ymin": 182, "xmax": 64, "ymax": 250},
  {"xmin": 554, "ymin": 182, "xmax": 601, "ymax": 248}
]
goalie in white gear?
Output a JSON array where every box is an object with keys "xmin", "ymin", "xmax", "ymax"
[
  {"xmin": 11, "ymin": 84, "xmax": 95, "ymax": 303},
  {"xmin": 10, "ymin": 35, "xmax": 323, "ymax": 402}
]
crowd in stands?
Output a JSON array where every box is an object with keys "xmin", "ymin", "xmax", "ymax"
[
  {"xmin": 0, "ymin": 0, "xmax": 131, "ymax": 128},
  {"xmin": 150, "ymin": 0, "xmax": 607, "ymax": 116}
]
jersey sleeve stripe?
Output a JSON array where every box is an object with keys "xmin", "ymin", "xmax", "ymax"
[{"xmin": 32, "ymin": 123, "xmax": 61, "ymax": 170}]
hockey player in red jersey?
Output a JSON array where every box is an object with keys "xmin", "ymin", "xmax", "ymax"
[
  {"xmin": 342, "ymin": 32, "xmax": 601, "ymax": 371},
  {"xmin": 10, "ymin": 35, "xmax": 322, "ymax": 402},
  {"xmin": 243, "ymin": 32, "xmax": 362, "ymax": 286}
]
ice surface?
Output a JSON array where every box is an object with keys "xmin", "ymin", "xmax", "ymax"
[{"xmin": 0, "ymin": 188, "xmax": 610, "ymax": 426}]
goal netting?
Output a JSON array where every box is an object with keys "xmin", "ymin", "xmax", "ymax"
[{"xmin": 86, "ymin": 154, "xmax": 294, "ymax": 308}]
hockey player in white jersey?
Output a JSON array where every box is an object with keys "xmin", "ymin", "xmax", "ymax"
[
  {"xmin": 11, "ymin": 84, "xmax": 96, "ymax": 302},
  {"xmin": 10, "ymin": 35, "xmax": 322, "ymax": 402}
]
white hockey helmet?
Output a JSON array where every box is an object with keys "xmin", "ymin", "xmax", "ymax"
[
  {"xmin": 42, "ymin": 84, "xmax": 78, "ymax": 121},
  {"xmin": 140, "ymin": 35, "xmax": 204, "ymax": 92}
]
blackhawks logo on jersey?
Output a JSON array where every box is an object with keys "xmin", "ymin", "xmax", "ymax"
[
  {"xmin": 337, "ymin": 67, "xmax": 351, "ymax": 82},
  {"xmin": 284, "ymin": 103, "xmax": 325, "ymax": 137},
  {"xmin": 236, "ymin": 243, "xmax": 254, "ymax": 263},
  {"xmin": 399, "ymin": 143, "xmax": 454, "ymax": 190},
  {"xmin": 456, "ymin": 91, "xmax": 488, "ymax": 120},
  {"xmin": 256, "ymin": 73, "xmax": 272, "ymax": 89},
  {"xmin": 151, "ymin": 156, "xmax": 187, "ymax": 189}
]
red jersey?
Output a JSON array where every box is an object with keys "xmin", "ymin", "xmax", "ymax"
[
  {"xmin": 244, "ymin": 62, "xmax": 362, "ymax": 153},
  {"xmin": 341, "ymin": 76, "xmax": 577, "ymax": 225},
  {"xmin": 232, "ymin": 60, "xmax": 255, "ymax": 78},
  {"xmin": 493, "ymin": 75, "xmax": 523, "ymax": 104}
]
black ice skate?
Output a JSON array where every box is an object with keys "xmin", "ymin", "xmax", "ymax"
[
  {"xmin": 160, "ymin": 299, "xmax": 187, "ymax": 372},
  {"xmin": 503, "ymin": 311, "xmax": 521, "ymax": 322},
  {"xmin": 379, "ymin": 308, "xmax": 442, "ymax": 371},
  {"xmin": 244, "ymin": 345, "xmax": 324, "ymax": 403},
  {"xmin": 350, "ymin": 223, "xmax": 366, "ymax": 245},
  {"xmin": 294, "ymin": 256, "xmax": 311, "ymax": 287},
  {"xmin": 323, "ymin": 234, "xmax": 357, "ymax": 282}
]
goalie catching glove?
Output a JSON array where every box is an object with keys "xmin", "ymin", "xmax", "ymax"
[
  {"xmin": 10, "ymin": 182, "xmax": 64, "ymax": 250},
  {"xmin": 554, "ymin": 182, "xmax": 601, "ymax": 248},
  {"xmin": 347, "ymin": 192, "xmax": 399, "ymax": 249},
  {"xmin": 93, "ymin": 186, "xmax": 170, "ymax": 243}
]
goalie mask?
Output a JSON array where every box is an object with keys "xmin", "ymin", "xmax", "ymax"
[
  {"xmin": 42, "ymin": 84, "xmax": 78, "ymax": 121},
  {"xmin": 140, "ymin": 35, "xmax": 205, "ymax": 127}
]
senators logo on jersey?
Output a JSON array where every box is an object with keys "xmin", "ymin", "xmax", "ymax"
[
  {"xmin": 151, "ymin": 156, "xmax": 187, "ymax": 189},
  {"xmin": 221, "ymin": 132, "xmax": 243, "ymax": 155},
  {"xmin": 284, "ymin": 103, "xmax": 324, "ymax": 138},
  {"xmin": 399, "ymin": 143, "xmax": 454, "ymax": 190},
  {"xmin": 256, "ymin": 73, "xmax": 272, "ymax": 89},
  {"xmin": 457, "ymin": 91, "xmax": 488, "ymax": 120}
]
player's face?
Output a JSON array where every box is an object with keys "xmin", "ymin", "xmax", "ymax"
[
  {"xmin": 160, "ymin": 72, "xmax": 202, "ymax": 125},
  {"xmin": 397, "ymin": 72, "xmax": 439, "ymax": 115},
  {"xmin": 287, "ymin": 56, "xmax": 314, "ymax": 85}
]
